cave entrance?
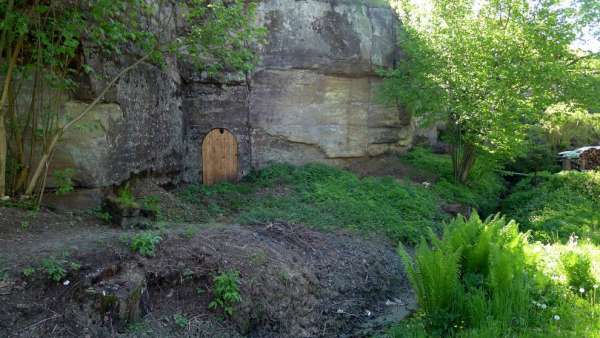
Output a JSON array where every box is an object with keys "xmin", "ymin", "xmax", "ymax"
[{"xmin": 202, "ymin": 128, "xmax": 239, "ymax": 186}]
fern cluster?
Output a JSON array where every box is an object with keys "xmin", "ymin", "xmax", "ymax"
[{"xmin": 398, "ymin": 213, "xmax": 535, "ymax": 335}]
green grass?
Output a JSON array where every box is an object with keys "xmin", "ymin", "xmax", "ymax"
[
  {"xmin": 401, "ymin": 147, "xmax": 507, "ymax": 215},
  {"xmin": 181, "ymin": 163, "xmax": 449, "ymax": 244},
  {"xmin": 502, "ymin": 170, "xmax": 600, "ymax": 244}
]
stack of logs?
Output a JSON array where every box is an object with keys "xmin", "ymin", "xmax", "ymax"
[{"xmin": 580, "ymin": 148, "xmax": 600, "ymax": 170}]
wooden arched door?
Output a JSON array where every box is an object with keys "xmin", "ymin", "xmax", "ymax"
[{"xmin": 202, "ymin": 128, "xmax": 239, "ymax": 185}]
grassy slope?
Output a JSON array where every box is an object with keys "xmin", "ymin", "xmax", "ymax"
[
  {"xmin": 502, "ymin": 171, "xmax": 600, "ymax": 244},
  {"xmin": 181, "ymin": 163, "xmax": 448, "ymax": 244}
]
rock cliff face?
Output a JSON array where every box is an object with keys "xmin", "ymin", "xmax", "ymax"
[{"xmin": 54, "ymin": 0, "xmax": 413, "ymax": 188}]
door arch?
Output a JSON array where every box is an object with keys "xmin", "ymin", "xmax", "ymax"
[{"xmin": 202, "ymin": 128, "xmax": 239, "ymax": 185}]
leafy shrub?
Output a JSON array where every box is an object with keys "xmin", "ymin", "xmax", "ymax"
[
  {"xmin": 52, "ymin": 168, "xmax": 76, "ymax": 195},
  {"xmin": 130, "ymin": 232, "xmax": 162, "ymax": 257},
  {"xmin": 538, "ymin": 102, "xmax": 600, "ymax": 151},
  {"xmin": 561, "ymin": 252, "xmax": 597, "ymax": 296},
  {"xmin": 40, "ymin": 256, "xmax": 79, "ymax": 282},
  {"xmin": 116, "ymin": 184, "xmax": 138, "ymax": 208},
  {"xmin": 502, "ymin": 171, "xmax": 600, "ymax": 243},
  {"xmin": 402, "ymin": 147, "xmax": 506, "ymax": 214},
  {"xmin": 173, "ymin": 313, "xmax": 189, "ymax": 329},
  {"xmin": 208, "ymin": 270, "xmax": 242, "ymax": 316},
  {"xmin": 141, "ymin": 195, "xmax": 161, "ymax": 217}
]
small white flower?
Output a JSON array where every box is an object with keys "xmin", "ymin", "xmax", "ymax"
[
  {"xmin": 541, "ymin": 304, "xmax": 547, "ymax": 310},
  {"xmin": 579, "ymin": 287, "xmax": 585, "ymax": 294},
  {"xmin": 593, "ymin": 284, "xmax": 598, "ymax": 289},
  {"xmin": 365, "ymin": 310, "xmax": 372, "ymax": 317},
  {"xmin": 553, "ymin": 315, "xmax": 560, "ymax": 321},
  {"xmin": 63, "ymin": 280, "xmax": 70, "ymax": 286}
]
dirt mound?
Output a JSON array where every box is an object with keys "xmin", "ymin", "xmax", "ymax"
[{"xmin": 0, "ymin": 221, "xmax": 414, "ymax": 338}]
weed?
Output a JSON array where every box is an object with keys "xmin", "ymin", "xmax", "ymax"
[
  {"xmin": 561, "ymin": 251, "xmax": 597, "ymax": 296},
  {"xmin": 126, "ymin": 321, "xmax": 151, "ymax": 334},
  {"xmin": 185, "ymin": 163, "xmax": 448, "ymax": 244},
  {"xmin": 20, "ymin": 221, "xmax": 29, "ymax": 231},
  {"xmin": 130, "ymin": 232, "xmax": 162, "ymax": 257},
  {"xmin": 53, "ymin": 168, "xmax": 76, "ymax": 195},
  {"xmin": 503, "ymin": 171, "xmax": 600, "ymax": 243},
  {"xmin": 116, "ymin": 184, "xmax": 138, "ymax": 208},
  {"xmin": 22, "ymin": 267, "xmax": 36, "ymax": 278},
  {"xmin": 173, "ymin": 313, "xmax": 188, "ymax": 329},
  {"xmin": 95, "ymin": 208, "xmax": 112, "ymax": 223},
  {"xmin": 184, "ymin": 225, "xmax": 198, "ymax": 239},
  {"xmin": 209, "ymin": 270, "xmax": 242, "ymax": 316},
  {"xmin": 41, "ymin": 257, "xmax": 68, "ymax": 282},
  {"xmin": 141, "ymin": 195, "xmax": 161, "ymax": 217}
]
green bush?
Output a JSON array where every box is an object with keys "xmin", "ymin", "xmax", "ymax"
[
  {"xmin": 401, "ymin": 147, "xmax": 506, "ymax": 214},
  {"xmin": 40, "ymin": 256, "xmax": 80, "ymax": 282},
  {"xmin": 502, "ymin": 171, "xmax": 600, "ymax": 243},
  {"xmin": 561, "ymin": 252, "xmax": 597, "ymax": 296},
  {"xmin": 52, "ymin": 168, "xmax": 76, "ymax": 195},
  {"xmin": 208, "ymin": 270, "xmax": 242, "ymax": 317},
  {"xmin": 130, "ymin": 232, "xmax": 162, "ymax": 257}
]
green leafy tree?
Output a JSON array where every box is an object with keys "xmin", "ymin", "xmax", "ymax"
[
  {"xmin": 0, "ymin": 0, "xmax": 265, "ymax": 199},
  {"xmin": 382, "ymin": 0, "xmax": 600, "ymax": 182}
]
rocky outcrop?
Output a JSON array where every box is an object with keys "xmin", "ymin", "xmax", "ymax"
[{"xmin": 51, "ymin": 0, "xmax": 413, "ymax": 188}]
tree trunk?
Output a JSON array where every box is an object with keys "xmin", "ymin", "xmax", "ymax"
[
  {"xmin": 450, "ymin": 142, "xmax": 477, "ymax": 183},
  {"xmin": 0, "ymin": 39, "xmax": 22, "ymax": 197},
  {"xmin": 0, "ymin": 119, "xmax": 6, "ymax": 197}
]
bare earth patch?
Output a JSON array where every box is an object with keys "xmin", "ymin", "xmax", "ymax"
[{"xmin": 0, "ymin": 207, "xmax": 414, "ymax": 338}]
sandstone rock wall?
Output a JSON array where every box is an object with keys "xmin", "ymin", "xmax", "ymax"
[{"xmin": 50, "ymin": 0, "xmax": 414, "ymax": 188}]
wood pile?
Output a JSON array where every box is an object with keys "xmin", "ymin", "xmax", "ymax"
[{"xmin": 580, "ymin": 148, "xmax": 600, "ymax": 170}]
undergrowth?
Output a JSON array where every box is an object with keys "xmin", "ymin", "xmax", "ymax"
[
  {"xmin": 181, "ymin": 163, "xmax": 449, "ymax": 244},
  {"xmin": 502, "ymin": 170, "xmax": 600, "ymax": 244},
  {"xmin": 401, "ymin": 147, "xmax": 506, "ymax": 215},
  {"xmin": 390, "ymin": 213, "xmax": 600, "ymax": 338}
]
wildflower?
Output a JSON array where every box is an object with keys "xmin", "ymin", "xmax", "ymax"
[
  {"xmin": 553, "ymin": 315, "xmax": 560, "ymax": 321},
  {"xmin": 594, "ymin": 284, "xmax": 599, "ymax": 289},
  {"xmin": 63, "ymin": 280, "xmax": 70, "ymax": 286},
  {"xmin": 541, "ymin": 304, "xmax": 547, "ymax": 310},
  {"xmin": 579, "ymin": 287, "xmax": 585, "ymax": 294},
  {"xmin": 365, "ymin": 310, "xmax": 372, "ymax": 317}
]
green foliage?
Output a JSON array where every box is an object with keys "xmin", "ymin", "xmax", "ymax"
[
  {"xmin": 40, "ymin": 255, "xmax": 79, "ymax": 282},
  {"xmin": 208, "ymin": 270, "xmax": 242, "ymax": 317},
  {"xmin": 398, "ymin": 240, "xmax": 462, "ymax": 331},
  {"xmin": 381, "ymin": 0, "xmax": 600, "ymax": 179},
  {"xmin": 182, "ymin": 163, "xmax": 448, "ymax": 244},
  {"xmin": 398, "ymin": 214, "xmax": 534, "ymax": 335},
  {"xmin": 94, "ymin": 209, "xmax": 112, "ymax": 223},
  {"xmin": 402, "ymin": 147, "xmax": 506, "ymax": 214},
  {"xmin": 53, "ymin": 169, "xmax": 76, "ymax": 195},
  {"xmin": 0, "ymin": 0, "xmax": 265, "ymax": 198},
  {"xmin": 22, "ymin": 266, "xmax": 35, "ymax": 278},
  {"xmin": 116, "ymin": 184, "xmax": 138, "ymax": 209},
  {"xmin": 502, "ymin": 171, "xmax": 600, "ymax": 243},
  {"xmin": 561, "ymin": 251, "xmax": 598, "ymax": 295},
  {"xmin": 539, "ymin": 103, "xmax": 600, "ymax": 151},
  {"xmin": 173, "ymin": 313, "xmax": 189, "ymax": 329},
  {"xmin": 130, "ymin": 232, "xmax": 162, "ymax": 257},
  {"xmin": 141, "ymin": 195, "xmax": 161, "ymax": 217}
]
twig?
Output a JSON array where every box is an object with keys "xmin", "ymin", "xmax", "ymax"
[{"xmin": 21, "ymin": 314, "xmax": 62, "ymax": 332}]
